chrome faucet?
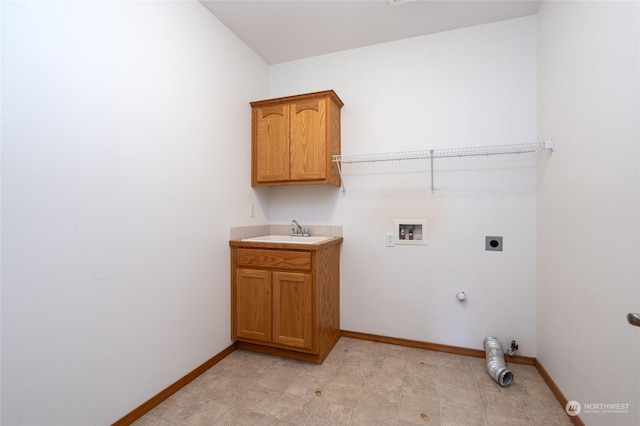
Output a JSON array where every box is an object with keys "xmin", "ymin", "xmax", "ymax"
[{"xmin": 291, "ymin": 220, "xmax": 310, "ymax": 236}]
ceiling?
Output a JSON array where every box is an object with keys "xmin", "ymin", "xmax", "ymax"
[{"xmin": 199, "ymin": 0, "xmax": 543, "ymax": 65}]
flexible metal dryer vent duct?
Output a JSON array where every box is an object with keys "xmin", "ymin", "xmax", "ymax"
[{"xmin": 483, "ymin": 337, "xmax": 514, "ymax": 387}]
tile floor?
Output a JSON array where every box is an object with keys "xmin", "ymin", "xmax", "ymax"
[{"xmin": 133, "ymin": 337, "xmax": 573, "ymax": 425}]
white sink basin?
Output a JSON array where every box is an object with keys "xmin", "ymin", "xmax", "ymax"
[{"xmin": 241, "ymin": 235, "xmax": 333, "ymax": 244}]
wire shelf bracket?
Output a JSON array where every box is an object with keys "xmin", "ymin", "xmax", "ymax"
[{"xmin": 332, "ymin": 140, "xmax": 555, "ymax": 194}]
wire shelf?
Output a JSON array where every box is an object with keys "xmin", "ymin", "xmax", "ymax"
[
  {"xmin": 332, "ymin": 140, "xmax": 554, "ymax": 194},
  {"xmin": 333, "ymin": 142, "xmax": 549, "ymax": 164}
]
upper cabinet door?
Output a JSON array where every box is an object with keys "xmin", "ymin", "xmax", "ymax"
[
  {"xmin": 289, "ymin": 98, "xmax": 326, "ymax": 181},
  {"xmin": 251, "ymin": 90, "xmax": 343, "ymax": 187},
  {"xmin": 253, "ymin": 104, "xmax": 290, "ymax": 183}
]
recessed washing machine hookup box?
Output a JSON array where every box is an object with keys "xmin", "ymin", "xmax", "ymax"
[{"xmin": 394, "ymin": 219, "xmax": 427, "ymax": 245}]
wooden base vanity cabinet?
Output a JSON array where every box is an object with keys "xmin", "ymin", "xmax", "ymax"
[{"xmin": 230, "ymin": 238, "xmax": 342, "ymax": 364}]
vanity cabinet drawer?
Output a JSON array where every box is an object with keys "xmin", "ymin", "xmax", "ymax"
[{"xmin": 236, "ymin": 248, "xmax": 311, "ymax": 271}]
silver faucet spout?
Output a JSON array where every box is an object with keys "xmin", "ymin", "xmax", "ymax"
[{"xmin": 291, "ymin": 220, "xmax": 309, "ymax": 236}]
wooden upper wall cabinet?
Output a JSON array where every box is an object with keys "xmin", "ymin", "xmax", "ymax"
[{"xmin": 250, "ymin": 90, "xmax": 343, "ymax": 187}]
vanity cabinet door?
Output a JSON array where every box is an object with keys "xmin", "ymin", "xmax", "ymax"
[
  {"xmin": 234, "ymin": 268, "xmax": 272, "ymax": 343},
  {"xmin": 272, "ymin": 271, "xmax": 313, "ymax": 350}
]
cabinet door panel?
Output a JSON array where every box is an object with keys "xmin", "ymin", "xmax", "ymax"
[
  {"xmin": 255, "ymin": 105, "xmax": 290, "ymax": 182},
  {"xmin": 235, "ymin": 269, "xmax": 272, "ymax": 342},
  {"xmin": 289, "ymin": 99, "xmax": 326, "ymax": 181},
  {"xmin": 272, "ymin": 271, "xmax": 313, "ymax": 349}
]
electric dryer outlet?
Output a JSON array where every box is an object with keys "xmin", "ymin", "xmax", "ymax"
[{"xmin": 485, "ymin": 236, "xmax": 503, "ymax": 251}]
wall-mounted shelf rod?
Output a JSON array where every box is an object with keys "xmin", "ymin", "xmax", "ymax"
[{"xmin": 332, "ymin": 140, "xmax": 554, "ymax": 194}]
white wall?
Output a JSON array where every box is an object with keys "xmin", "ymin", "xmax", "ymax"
[
  {"xmin": 537, "ymin": 2, "xmax": 640, "ymax": 425},
  {"xmin": 268, "ymin": 17, "xmax": 538, "ymax": 355},
  {"xmin": 1, "ymin": 1, "xmax": 268, "ymax": 424},
  {"xmin": 8, "ymin": 2, "xmax": 636, "ymax": 424}
]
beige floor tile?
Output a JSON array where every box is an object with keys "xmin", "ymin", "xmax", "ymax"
[
  {"xmin": 347, "ymin": 338, "xmax": 381, "ymax": 353},
  {"xmin": 441, "ymin": 366, "xmax": 477, "ymax": 389},
  {"xmin": 440, "ymin": 398, "xmax": 486, "ymax": 426},
  {"xmin": 233, "ymin": 386, "xmax": 283, "ymax": 415},
  {"xmin": 207, "ymin": 376, "xmax": 251, "ymax": 405},
  {"xmin": 260, "ymin": 416, "xmax": 299, "ymax": 425},
  {"xmin": 370, "ymin": 355, "xmax": 406, "ymax": 381},
  {"xmin": 200, "ymin": 362, "xmax": 239, "ymax": 381},
  {"xmin": 214, "ymin": 406, "xmax": 264, "ymax": 425},
  {"xmin": 323, "ymin": 380, "xmax": 364, "ymax": 408},
  {"xmin": 516, "ymin": 380, "xmax": 562, "ymax": 411},
  {"xmin": 306, "ymin": 400, "xmax": 354, "ymax": 425},
  {"xmin": 403, "ymin": 374, "xmax": 439, "ymax": 397},
  {"xmin": 485, "ymin": 412, "xmax": 533, "ymax": 425},
  {"xmin": 134, "ymin": 337, "xmax": 572, "ymax": 426},
  {"xmin": 331, "ymin": 337, "xmax": 352, "ymax": 352},
  {"xmin": 180, "ymin": 398, "xmax": 231, "ymax": 425},
  {"xmin": 406, "ymin": 347, "xmax": 438, "ymax": 366},
  {"xmin": 295, "ymin": 358, "xmax": 341, "ymax": 379},
  {"xmin": 285, "ymin": 373, "xmax": 332, "ymax": 398},
  {"xmin": 240, "ymin": 353, "xmax": 280, "ymax": 373},
  {"xmin": 272, "ymin": 358, "xmax": 311, "ymax": 375},
  {"xmin": 527, "ymin": 403, "xmax": 573, "ymax": 426},
  {"xmin": 376, "ymin": 343, "xmax": 409, "ymax": 360},
  {"xmin": 440, "ymin": 381, "xmax": 483, "ymax": 409},
  {"xmin": 268, "ymin": 392, "xmax": 318, "ymax": 424},
  {"xmin": 396, "ymin": 420, "xmax": 426, "ymax": 426},
  {"xmin": 397, "ymin": 393, "xmax": 441, "ymax": 425},
  {"xmin": 181, "ymin": 370, "xmax": 222, "ymax": 398},
  {"xmin": 507, "ymin": 363, "xmax": 546, "ymax": 384},
  {"xmin": 350, "ymin": 409, "xmax": 397, "ymax": 425},
  {"xmin": 406, "ymin": 359, "xmax": 439, "ymax": 379},
  {"xmin": 225, "ymin": 364, "xmax": 265, "ymax": 384},
  {"xmin": 322, "ymin": 346, "xmax": 349, "ymax": 364},
  {"xmin": 257, "ymin": 366, "xmax": 300, "ymax": 391},
  {"xmin": 209, "ymin": 354, "xmax": 246, "ymax": 373},
  {"xmin": 438, "ymin": 352, "xmax": 473, "ymax": 370},
  {"xmin": 131, "ymin": 414, "xmax": 174, "ymax": 426},
  {"xmin": 480, "ymin": 386, "xmax": 527, "ymax": 419},
  {"xmin": 370, "ymin": 373, "xmax": 404, "ymax": 390},
  {"xmin": 147, "ymin": 391, "xmax": 201, "ymax": 422},
  {"xmin": 357, "ymin": 380, "xmax": 401, "ymax": 418},
  {"xmin": 342, "ymin": 349, "xmax": 377, "ymax": 368},
  {"xmin": 333, "ymin": 363, "xmax": 372, "ymax": 386}
]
